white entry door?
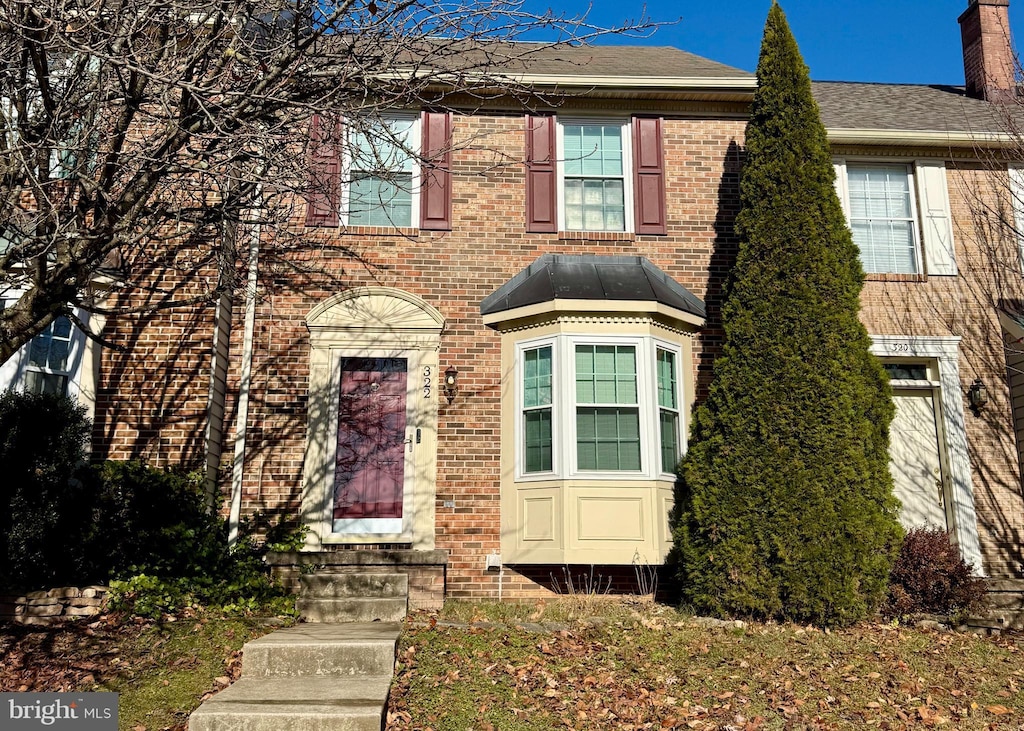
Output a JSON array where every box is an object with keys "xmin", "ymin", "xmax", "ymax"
[{"xmin": 889, "ymin": 388, "xmax": 947, "ymax": 530}]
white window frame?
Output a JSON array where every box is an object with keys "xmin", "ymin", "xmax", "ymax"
[
  {"xmin": 835, "ymin": 157, "xmax": 957, "ymax": 276},
  {"xmin": 0, "ymin": 299, "xmax": 89, "ymax": 402},
  {"xmin": 556, "ymin": 117, "xmax": 634, "ymax": 233},
  {"xmin": 339, "ymin": 113, "xmax": 421, "ymax": 228},
  {"xmin": 837, "ymin": 161, "xmax": 924, "ymax": 275},
  {"xmin": 514, "ymin": 333, "xmax": 683, "ymax": 482}
]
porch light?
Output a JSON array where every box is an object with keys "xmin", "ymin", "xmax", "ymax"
[
  {"xmin": 443, "ymin": 366, "xmax": 459, "ymax": 403},
  {"xmin": 967, "ymin": 378, "xmax": 989, "ymax": 412}
]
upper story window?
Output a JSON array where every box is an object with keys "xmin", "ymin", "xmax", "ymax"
[
  {"xmin": 526, "ymin": 115, "xmax": 666, "ymax": 236},
  {"xmin": 518, "ymin": 335, "xmax": 683, "ymax": 480},
  {"xmin": 846, "ymin": 164, "xmax": 920, "ymax": 274},
  {"xmin": 834, "ymin": 158, "xmax": 956, "ymax": 277},
  {"xmin": 560, "ymin": 122, "xmax": 628, "ymax": 232},
  {"xmin": 304, "ymin": 111, "xmax": 452, "ymax": 231},
  {"xmin": 346, "ymin": 116, "xmax": 418, "ymax": 228}
]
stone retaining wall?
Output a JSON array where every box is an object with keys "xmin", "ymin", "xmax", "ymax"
[{"xmin": 0, "ymin": 586, "xmax": 108, "ymax": 625}]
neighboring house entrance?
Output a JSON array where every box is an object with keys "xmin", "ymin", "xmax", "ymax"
[
  {"xmin": 870, "ymin": 336, "xmax": 984, "ymax": 573},
  {"xmin": 302, "ymin": 288, "xmax": 444, "ymax": 549},
  {"xmin": 889, "ymin": 388, "xmax": 947, "ymax": 530}
]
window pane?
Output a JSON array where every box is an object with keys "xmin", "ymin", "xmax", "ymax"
[
  {"xmin": 524, "ymin": 409, "xmax": 553, "ymax": 473},
  {"xmin": 523, "ymin": 346, "xmax": 552, "ymax": 408},
  {"xmin": 576, "ymin": 407, "xmax": 641, "ymax": 471},
  {"xmin": 575, "ymin": 345, "xmax": 637, "ymax": 405},
  {"xmin": 883, "ymin": 363, "xmax": 930, "ymax": 380},
  {"xmin": 349, "ymin": 174, "xmax": 412, "ymax": 227},
  {"xmin": 351, "ymin": 118, "xmax": 414, "ymax": 173},
  {"xmin": 29, "ymin": 332, "xmax": 51, "ymax": 367},
  {"xmin": 52, "ymin": 316, "xmax": 72, "ymax": 338},
  {"xmin": 48, "ymin": 337, "xmax": 70, "ymax": 370},
  {"xmin": 657, "ymin": 349, "xmax": 677, "ymax": 409},
  {"xmin": 660, "ymin": 410, "xmax": 679, "ymax": 473},
  {"xmin": 25, "ymin": 371, "xmax": 68, "ymax": 396}
]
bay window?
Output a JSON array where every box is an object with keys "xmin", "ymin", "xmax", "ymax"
[{"xmin": 517, "ymin": 336, "xmax": 683, "ymax": 480}]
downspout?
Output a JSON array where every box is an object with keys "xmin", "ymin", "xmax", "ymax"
[{"xmin": 228, "ymin": 185, "xmax": 262, "ymax": 546}]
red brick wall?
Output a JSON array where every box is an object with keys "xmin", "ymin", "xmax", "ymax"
[
  {"xmin": 860, "ymin": 162, "xmax": 1024, "ymax": 581},
  {"xmin": 93, "ymin": 108, "xmax": 1024, "ymax": 597}
]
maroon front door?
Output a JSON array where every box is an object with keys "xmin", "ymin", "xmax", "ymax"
[{"xmin": 333, "ymin": 357, "xmax": 408, "ymax": 521}]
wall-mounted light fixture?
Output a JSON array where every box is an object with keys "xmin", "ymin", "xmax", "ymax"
[
  {"xmin": 967, "ymin": 378, "xmax": 989, "ymax": 413},
  {"xmin": 443, "ymin": 365, "xmax": 459, "ymax": 404}
]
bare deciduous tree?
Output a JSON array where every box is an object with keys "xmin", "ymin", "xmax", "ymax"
[{"xmin": 0, "ymin": 0, "xmax": 654, "ymax": 363}]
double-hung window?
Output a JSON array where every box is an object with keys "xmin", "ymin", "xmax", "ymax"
[
  {"xmin": 522, "ymin": 346, "xmax": 553, "ymax": 473},
  {"xmin": 846, "ymin": 164, "xmax": 920, "ymax": 274},
  {"xmin": 575, "ymin": 344, "xmax": 641, "ymax": 470},
  {"xmin": 518, "ymin": 336, "xmax": 683, "ymax": 479},
  {"xmin": 346, "ymin": 116, "xmax": 418, "ymax": 227},
  {"xmin": 559, "ymin": 121, "xmax": 630, "ymax": 232},
  {"xmin": 24, "ymin": 315, "xmax": 74, "ymax": 395},
  {"xmin": 834, "ymin": 159, "xmax": 957, "ymax": 276},
  {"xmin": 0, "ymin": 304, "xmax": 78, "ymax": 397}
]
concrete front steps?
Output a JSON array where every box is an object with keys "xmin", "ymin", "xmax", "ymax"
[
  {"xmin": 297, "ymin": 572, "xmax": 409, "ymax": 623},
  {"xmin": 189, "ymin": 570, "xmax": 412, "ymax": 731},
  {"xmin": 189, "ymin": 623, "xmax": 402, "ymax": 731}
]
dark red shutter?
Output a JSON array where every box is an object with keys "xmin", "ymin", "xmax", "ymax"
[
  {"xmin": 632, "ymin": 116, "xmax": 666, "ymax": 235},
  {"xmin": 305, "ymin": 114, "xmax": 341, "ymax": 227},
  {"xmin": 420, "ymin": 111, "xmax": 452, "ymax": 230},
  {"xmin": 525, "ymin": 115, "xmax": 557, "ymax": 233}
]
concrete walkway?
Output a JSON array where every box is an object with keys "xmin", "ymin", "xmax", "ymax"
[{"xmin": 189, "ymin": 572, "xmax": 408, "ymax": 731}]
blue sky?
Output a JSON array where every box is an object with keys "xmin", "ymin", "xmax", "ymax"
[{"xmin": 526, "ymin": 0, "xmax": 1020, "ymax": 85}]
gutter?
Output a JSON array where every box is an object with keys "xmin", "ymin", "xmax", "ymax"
[{"xmin": 827, "ymin": 128, "xmax": 1017, "ymax": 149}]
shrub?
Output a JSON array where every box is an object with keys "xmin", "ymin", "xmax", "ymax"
[
  {"xmin": 672, "ymin": 4, "xmax": 902, "ymax": 627},
  {"xmin": 84, "ymin": 461, "xmax": 228, "ymax": 580},
  {"xmin": 883, "ymin": 527, "xmax": 987, "ymax": 620},
  {"xmin": 87, "ymin": 461, "xmax": 295, "ymax": 617},
  {"xmin": 0, "ymin": 391, "xmax": 92, "ymax": 589}
]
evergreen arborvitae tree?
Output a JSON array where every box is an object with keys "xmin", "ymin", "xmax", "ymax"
[{"xmin": 672, "ymin": 2, "xmax": 903, "ymax": 627}]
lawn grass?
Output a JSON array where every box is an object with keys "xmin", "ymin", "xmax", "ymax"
[
  {"xmin": 388, "ymin": 600, "xmax": 1023, "ymax": 730},
  {"xmin": 4, "ymin": 599, "xmax": 1021, "ymax": 730},
  {"xmin": 0, "ymin": 614, "xmax": 282, "ymax": 731}
]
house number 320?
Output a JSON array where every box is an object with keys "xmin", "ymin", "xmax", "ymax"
[{"xmin": 423, "ymin": 366, "xmax": 432, "ymax": 399}]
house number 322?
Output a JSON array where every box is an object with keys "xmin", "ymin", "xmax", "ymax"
[{"xmin": 423, "ymin": 366, "xmax": 432, "ymax": 399}]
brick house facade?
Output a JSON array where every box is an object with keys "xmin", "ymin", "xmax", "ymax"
[{"xmin": 6, "ymin": 0, "xmax": 1024, "ymax": 613}]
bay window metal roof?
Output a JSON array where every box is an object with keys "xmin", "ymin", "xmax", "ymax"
[{"xmin": 480, "ymin": 254, "xmax": 706, "ymax": 321}]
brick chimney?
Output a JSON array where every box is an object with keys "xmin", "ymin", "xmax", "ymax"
[{"xmin": 959, "ymin": 0, "xmax": 1017, "ymax": 100}]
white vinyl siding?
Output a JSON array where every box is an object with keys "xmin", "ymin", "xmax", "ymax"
[
  {"xmin": 558, "ymin": 120, "xmax": 631, "ymax": 232},
  {"xmin": 1009, "ymin": 164, "xmax": 1024, "ymax": 275}
]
